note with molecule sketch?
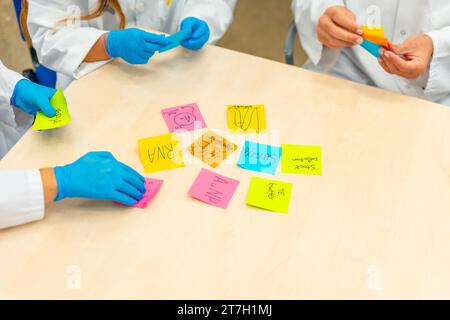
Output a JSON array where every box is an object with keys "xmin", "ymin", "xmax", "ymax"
[
  {"xmin": 161, "ymin": 103, "xmax": 207, "ymax": 132},
  {"xmin": 227, "ymin": 105, "xmax": 266, "ymax": 134},
  {"xmin": 32, "ymin": 88, "xmax": 71, "ymax": 131}
]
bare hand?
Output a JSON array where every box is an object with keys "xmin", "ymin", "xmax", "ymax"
[
  {"xmin": 317, "ymin": 6, "xmax": 363, "ymax": 49},
  {"xmin": 378, "ymin": 35, "xmax": 434, "ymax": 79}
]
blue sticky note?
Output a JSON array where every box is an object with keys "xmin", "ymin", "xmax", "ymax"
[
  {"xmin": 237, "ymin": 141, "xmax": 282, "ymax": 175},
  {"xmin": 159, "ymin": 27, "xmax": 192, "ymax": 53},
  {"xmin": 360, "ymin": 39, "xmax": 382, "ymax": 58}
]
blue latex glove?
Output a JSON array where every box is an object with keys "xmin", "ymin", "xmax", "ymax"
[
  {"xmin": 106, "ymin": 28, "xmax": 170, "ymax": 64},
  {"xmin": 10, "ymin": 79, "xmax": 57, "ymax": 117},
  {"xmin": 54, "ymin": 152, "xmax": 146, "ymax": 206},
  {"xmin": 180, "ymin": 17, "xmax": 210, "ymax": 51}
]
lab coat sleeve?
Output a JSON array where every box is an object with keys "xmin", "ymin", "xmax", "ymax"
[
  {"xmin": 0, "ymin": 60, "xmax": 24, "ymax": 107},
  {"xmin": 424, "ymin": 27, "xmax": 450, "ymax": 102},
  {"xmin": 26, "ymin": 0, "xmax": 109, "ymax": 80},
  {"xmin": 180, "ymin": 0, "xmax": 237, "ymax": 44},
  {"xmin": 0, "ymin": 170, "xmax": 45, "ymax": 229},
  {"xmin": 292, "ymin": 0, "xmax": 344, "ymax": 70}
]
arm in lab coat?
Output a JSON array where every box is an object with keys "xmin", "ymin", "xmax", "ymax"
[
  {"xmin": 0, "ymin": 170, "xmax": 45, "ymax": 229},
  {"xmin": 0, "ymin": 61, "xmax": 24, "ymax": 106},
  {"xmin": 26, "ymin": 0, "xmax": 109, "ymax": 80},
  {"xmin": 181, "ymin": 0, "xmax": 237, "ymax": 44},
  {"xmin": 291, "ymin": 0, "xmax": 344, "ymax": 70},
  {"xmin": 424, "ymin": 27, "xmax": 450, "ymax": 102}
]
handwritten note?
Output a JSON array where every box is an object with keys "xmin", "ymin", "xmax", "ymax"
[
  {"xmin": 227, "ymin": 105, "xmax": 266, "ymax": 134},
  {"xmin": 138, "ymin": 133, "xmax": 185, "ymax": 173},
  {"xmin": 32, "ymin": 88, "xmax": 71, "ymax": 131},
  {"xmin": 188, "ymin": 169, "xmax": 239, "ymax": 209},
  {"xmin": 161, "ymin": 103, "xmax": 207, "ymax": 132},
  {"xmin": 114, "ymin": 178, "xmax": 163, "ymax": 209},
  {"xmin": 189, "ymin": 131, "xmax": 238, "ymax": 168},
  {"xmin": 246, "ymin": 177, "xmax": 293, "ymax": 214},
  {"xmin": 237, "ymin": 141, "xmax": 281, "ymax": 175},
  {"xmin": 281, "ymin": 144, "xmax": 322, "ymax": 175}
]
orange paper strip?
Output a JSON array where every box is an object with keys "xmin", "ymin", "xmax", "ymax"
[{"xmin": 362, "ymin": 34, "xmax": 389, "ymax": 48}]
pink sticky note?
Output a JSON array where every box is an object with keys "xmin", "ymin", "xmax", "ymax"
[
  {"xmin": 188, "ymin": 168, "xmax": 239, "ymax": 209},
  {"xmin": 161, "ymin": 103, "xmax": 207, "ymax": 132},
  {"xmin": 114, "ymin": 178, "xmax": 163, "ymax": 209}
]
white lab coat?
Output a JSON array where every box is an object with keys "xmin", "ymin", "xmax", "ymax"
[
  {"xmin": 292, "ymin": 0, "xmax": 450, "ymax": 106},
  {"xmin": 26, "ymin": 0, "xmax": 237, "ymax": 88},
  {"xmin": 0, "ymin": 61, "xmax": 34, "ymax": 159},
  {"xmin": 0, "ymin": 61, "xmax": 45, "ymax": 229}
]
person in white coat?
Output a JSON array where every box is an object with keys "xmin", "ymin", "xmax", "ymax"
[
  {"xmin": 22, "ymin": 0, "xmax": 237, "ymax": 88},
  {"xmin": 0, "ymin": 61, "xmax": 147, "ymax": 229},
  {"xmin": 292, "ymin": 0, "xmax": 450, "ymax": 106}
]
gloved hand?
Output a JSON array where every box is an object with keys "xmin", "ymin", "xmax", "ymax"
[
  {"xmin": 10, "ymin": 79, "xmax": 57, "ymax": 117},
  {"xmin": 54, "ymin": 151, "xmax": 146, "ymax": 206},
  {"xmin": 106, "ymin": 28, "xmax": 170, "ymax": 64},
  {"xmin": 180, "ymin": 17, "xmax": 210, "ymax": 51}
]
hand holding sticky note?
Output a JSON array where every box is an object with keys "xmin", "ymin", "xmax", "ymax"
[
  {"xmin": 158, "ymin": 26, "xmax": 192, "ymax": 53},
  {"xmin": 359, "ymin": 25, "xmax": 390, "ymax": 58},
  {"xmin": 114, "ymin": 178, "xmax": 163, "ymax": 209},
  {"xmin": 32, "ymin": 88, "xmax": 71, "ymax": 130}
]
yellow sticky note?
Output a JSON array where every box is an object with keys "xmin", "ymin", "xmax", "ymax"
[
  {"xmin": 361, "ymin": 25, "xmax": 385, "ymax": 37},
  {"xmin": 189, "ymin": 131, "xmax": 238, "ymax": 168},
  {"xmin": 138, "ymin": 133, "xmax": 185, "ymax": 173},
  {"xmin": 32, "ymin": 88, "xmax": 71, "ymax": 131},
  {"xmin": 246, "ymin": 177, "xmax": 293, "ymax": 214},
  {"xmin": 281, "ymin": 144, "xmax": 322, "ymax": 175},
  {"xmin": 166, "ymin": 0, "xmax": 172, "ymax": 5},
  {"xmin": 227, "ymin": 105, "xmax": 266, "ymax": 134}
]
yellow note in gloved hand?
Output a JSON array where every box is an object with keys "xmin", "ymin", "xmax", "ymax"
[{"xmin": 32, "ymin": 88, "xmax": 71, "ymax": 131}]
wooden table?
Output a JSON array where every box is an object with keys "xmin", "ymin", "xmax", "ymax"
[{"xmin": 1, "ymin": 44, "xmax": 450, "ymax": 299}]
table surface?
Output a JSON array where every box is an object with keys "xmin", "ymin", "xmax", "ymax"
[{"xmin": 1, "ymin": 44, "xmax": 450, "ymax": 299}]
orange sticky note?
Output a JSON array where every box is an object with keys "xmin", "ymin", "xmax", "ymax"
[
  {"xmin": 189, "ymin": 131, "xmax": 238, "ymax": 168},
  {"xmin": 361, "ymin": 34, "xmax": 389, "ymax": 48}
]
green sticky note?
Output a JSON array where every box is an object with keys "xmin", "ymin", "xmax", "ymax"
[
  {"xmin": 32, "ymin": 88, "xmax": 71, "ymax": 131},
  {"xmin": 246, "ymin": 176, "xmax": 293, "ymax": 214},
  {"xmin": 281, "ymin": 144, "xmax": 322, "ymax": 175}
]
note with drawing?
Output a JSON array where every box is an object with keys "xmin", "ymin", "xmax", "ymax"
[
  {"xmin": 161, "ymin": 103, "xmax": 207, "ymax": 132},
  {"xmin": 32, "ymin": 88, "xmax": 71, "ymax": 131},
  {"xmin": 227, "ymin": 105, "xmax": 266, "ymax": 134},
  {"xmin": 188, "ymin": 168, "xmax": 239, "ymax": 209},
  {"xmin": 237, "ymin": 141, "xmax": 281, "ymax": 175},
  {"xmin": 246, "ymin": 176, "xmax": 293, "ymax": 214},
  {"xmin": 281, "ymin": 144, "xmax": 322, "ymax": 175},
  {"xmin": 189, "ymin": 131, "xmax": 238, "ymax": 168},
  {"xmin": 138, "ymin": 133, "xmax": 185, "ymax": 173}
]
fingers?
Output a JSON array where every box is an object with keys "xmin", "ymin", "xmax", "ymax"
[
  {"xmin": 117, "ymin": 163, "xmax": 145, "ymax": 183},
  {"xmin": 87, "ymin": 151, "xmax": 115, "ymax": 159},
  {"xmin": 122, "ymin": 172, "xmax": 146, "ymax": 193},
  {"xmin": 318, "ymin": 14, "xmax": 361, "ymax": 48},
  {"xmin": 116, "ymin": 181, "xmax": 144, "ymax": 201},
  {"xmin": 192, "ymin": 23, "xmax": 209, "ymax": 39},
  {"xmin": 379, "ymin": 50, "xmax": 422, "ymax": 79},
  {"xmin": 112, "ymin": 191, "xmax": 138, "ymax": 206},
  {"xmin": 36, "ymin": 98, "xmax": 56, "ymax": 117},
  {"xmin": 143, "ymin": 32, "xmax": 170, "ymax": 46},
  {"xmin": 329, "ymin": 8, "xmax": 360, "ymax": 34}
]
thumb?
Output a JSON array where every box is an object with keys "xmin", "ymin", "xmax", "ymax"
[{"xmin": 36, "ymin": 97, "xmax": 56, "ymax": 117}]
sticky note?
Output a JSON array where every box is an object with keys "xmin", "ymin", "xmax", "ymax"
[
  {"xmin": 362, "ymin": 34, "xmax": 389, "ymax": 48},
  {"xmin": 161, "ymin": 103, "xmax": 207, "ymax": 132},
  {"xmin": 138, "ymin": 133, "xmax": 185, "ymax": 173},
  {"xmin": 361, "ymin": 25, "xmax": 385, "ymax": 37},
  {"xmin": 246, "ymin": 177, "xmax": 293, "ymax": 214},
  {"xmin": 159, "ymin": 26, "xmax": 192, "ymax": 53},
  {"xmin": 114, "ymin": 178, "xmax": 163, "ymax": 208},
  {"xmin": 188, "ymin": 169, "xmax": 239, "ymax": 209},
  {"xmin": 360, "ymin": 39, "xmax": 382, "ymax": 58},
  {"xmin": 237, "ymin": 141, "xmax": 281, "ymax": 175},
  {"xmin": 281, "ymin": 144, "xmax": 322, "ymax": 175},
  {"xmin": 227, "ymin": 105, "xmax": 266, "ymax": 134},
  {"xmin": 32, "ymin": 88, "xmax": 71, "ymax": 130},
  {"xmin": 189, "ymin": 131, "xmax": 238, "ymax": 168}
]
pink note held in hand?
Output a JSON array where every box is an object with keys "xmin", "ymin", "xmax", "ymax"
[
  {"xmin": 114, "ymin": 178, "xmax": 163, "ymax": 209},
  {"xmin": 188, "ymin": 168, "xmax": 239, "ymax": 209},
  {"xmin": 161, "ymin": 103, "xmax": 207, "ymax": 132}
]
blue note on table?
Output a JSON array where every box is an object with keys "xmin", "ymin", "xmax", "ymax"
[
  {"xmin": 237, "ymin": 141, "xmax": 282, "ymax": 175},
  {"xmin": 360, "ymin": 39, "xmax": 382, "ymax": 58},
  {"xmin": 159, "ymin": 26, "xmax": 192, "ymax": 53}
]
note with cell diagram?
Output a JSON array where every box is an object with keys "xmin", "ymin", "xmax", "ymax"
[
  {"xmin": 138, "ymin": 133, "xmax": 185, "ymax": 173},
  {"xmin": 227, "ymin": 105, "xmax": 266, "ymax": 134},
  {"xmin": 281, "ymin": 144, "xmax": 322, "ymax": 176},
  {"xmin": 188, "ymin": 169, "xmax": 239, "ymax": 209},
  {"xmin": 161, "ymin": 103, "xmax": 207, "ymax": 133},
  {"xmin": 189, "ymin": 131, "xmax": 238, "ymax": 168},
  {"xmin": 32, "ymin": 88, "xmax": 71, "ymax": 131},
  {"xmin": 237, "ymin": 141, "xmax": 281, "ymax": 175},
  {"xmin": 246, "ymin": 177, "xmax": 293, "ymax": 214}
]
